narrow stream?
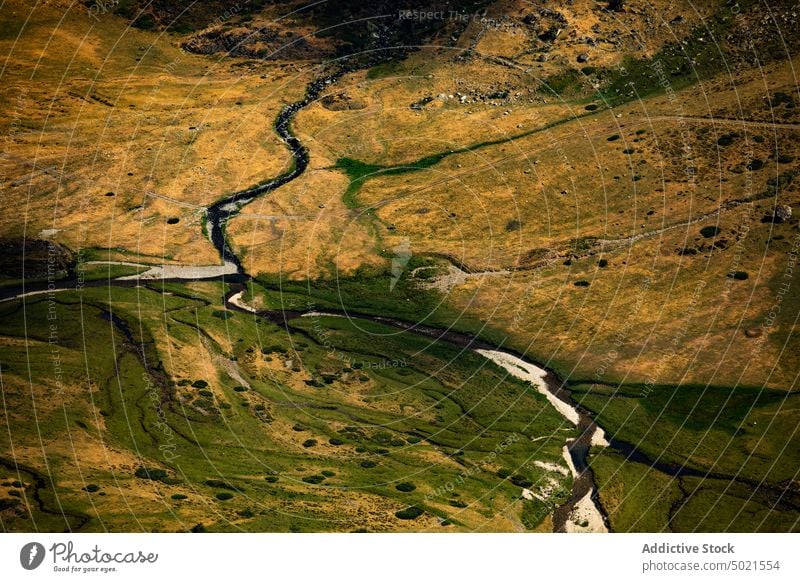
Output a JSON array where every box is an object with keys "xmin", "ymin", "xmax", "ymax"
[{"xmin": 205, "ymin": 71, "xmax": 343, "ymax": 271}]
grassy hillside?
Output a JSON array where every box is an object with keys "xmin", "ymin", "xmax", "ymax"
[{"xmin": 2, "ymin": 0, "xmax": 799, "ymax": 533}]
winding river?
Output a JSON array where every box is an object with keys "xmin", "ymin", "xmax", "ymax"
[{"xmin": 3, "ymin": 67, "xmax": 615, "ymax": 532}]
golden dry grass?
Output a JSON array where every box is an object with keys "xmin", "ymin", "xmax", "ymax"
[{"xmin": 0, "ymin": 0, "xmax": 308, "ymax": 263}]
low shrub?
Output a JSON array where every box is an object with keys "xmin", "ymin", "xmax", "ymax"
[
  {"xmin": 728, "ymin": 271, "xmax": 749, "ymax": 281},
  {"xmin": 135, "ymin": 467, "xmax": 168, "ymax": 482},
  {"xmin": 0, "ymin": 498, "xmax": 20, "ymax": 510},
  {"xmin": 206, "ymin": 479, "xmax": 239, "ymax": 491},
  {"xmin": 510, "ymin": 475, "xmax": 533, "ymax": 488},
  {"xmin": 302, "ymin": 475, "xmax": 326, "ymax": 484},
  {"xmin": 395, "ymin": 506, "xmax": 424, "ymax": 520},
  {"xmin": 396, "ymin": 482, "xmax": 416, "ymax": 492}
]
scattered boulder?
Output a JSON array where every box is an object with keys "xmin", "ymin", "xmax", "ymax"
[{"xmin": 773, "ymin": 204, "xmax": 793, "ymax": 223}]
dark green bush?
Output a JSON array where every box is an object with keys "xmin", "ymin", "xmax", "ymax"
[
  {"xmin": 396, "ymin": 482, "xmax": 416, "ymax": 492},
  {"xmin": 264, "ymin": 475, "xmax": 279, "ymax": 483},
  {"xmin": 135, "ymin": 467, "xmax": 168, "ymax": 482},
  {"xmin": 82, "ymin": 484, "xmax": 100, "ymax": 493},
  {"xmin": 302, "ymin": 475, "xmax": 326, "ymax": 484},
  {"xmin": 233, "ymin": 386, "xmax": 248, "ymax": 392},
  {"xmin": 302, "ymin": 439, "xmax": 318, "ymax": 448},
  {"xmin": 360, "ymin": 460, "xmax": 378, "ymax": 468},
  {"xmin": 700, "ymin": 226, "xmax": 721, "ymax": 238},
  {"xmin": 206, "ymin": 479, "xmax": 239, "ymax": 491},
  {"xmin": 395, "ymin": 506, "xmax": 424, "ymax": 520},
  {"xmin": 0, "ymin": 498, "xmax": 20, "ymax": 510},
  {"xmin": 510, "ymin": 475, "xmax": 533, "ymax": 488},
  {"xmin": 215, "ymin": 491, "xmax": 234, "ymax": 501},
  {"xmin": 191, "ymin": 380, "xmax": 209, "ymax": 389},
  {"xmin": 171, "ymin": 493, "xmax": 188, "ymax": 500},
  {"xmin": 506, "ymin": 219, "xmax": 522, "ymax": 232}
]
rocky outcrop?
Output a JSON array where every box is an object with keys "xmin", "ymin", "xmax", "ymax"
[{"xmin": 0, "ymin": 239, "xmax": 75, "ymax": 280}]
